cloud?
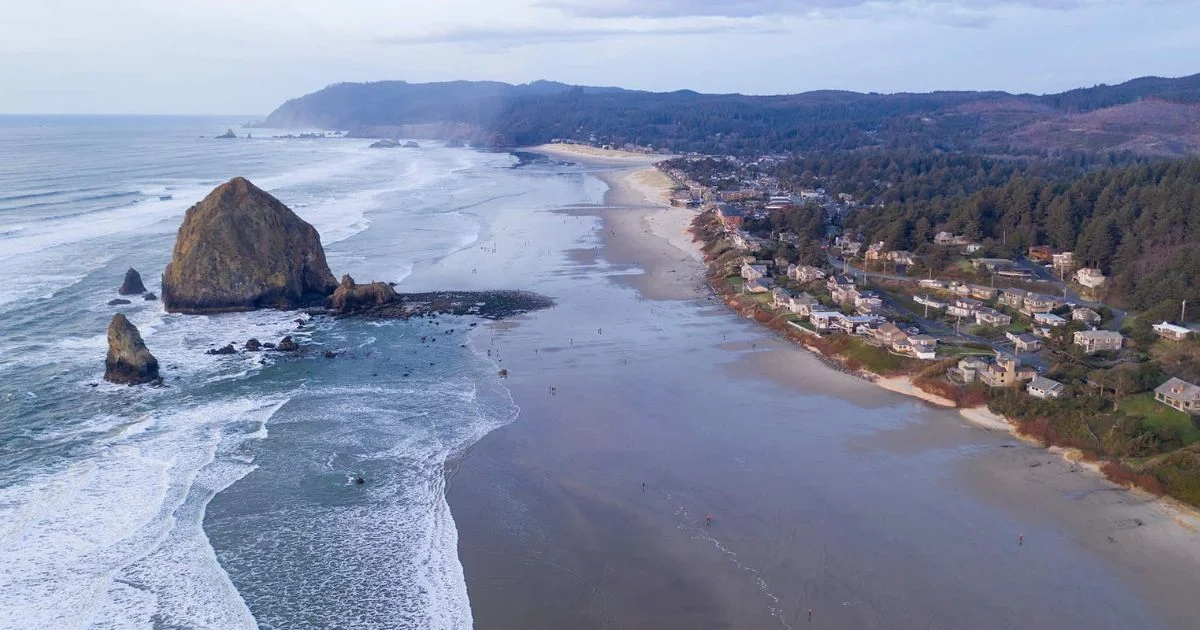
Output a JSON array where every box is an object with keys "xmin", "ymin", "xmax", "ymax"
[
  {"xmin": 537, "ymin": 0, "xmax": 1115, "ymax": 20},
  {"xmin": 374, "ymin": 21, "xmax": 788, "ymax": 47}
]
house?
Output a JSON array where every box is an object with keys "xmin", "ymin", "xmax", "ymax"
[
  {"xmin": 1052, "ymin": 251, "xmax": 1077, "ymax": 273},
  {"xmin": 914, "ymin": 295, "xmax": 947, "ymax": 310},
  {"xmin": 972, "ymin": 258, "xmax": 1014, "ymax": 272},
  {"xmin": 1028, "ymin": 245, "xmax": 1055, "ymax": 263},
  {"xmin": 951, "ymin": 356, "xmax": 990, "ymax": 383},
  {"xmin": 1020, "ymin": 293, "xmax": 1062, "ymax": 315},
  {"xmin": 918, "ymin": 279, "xmax": 947, "ymax": 290},
  {"xmin": 1153, "ymin": 322, "xmax": 1193, "ymax": 342},
  {"xmin": 968, "ymin": 285, "xmax": 998, "ymax": 301},
  {"xmin": 852, "ymin": 290, "xmax": 884, "ymax": 313},
  {"xmin": 975, "ymin": 307, "xmax": 1012, "ymax": 327},
  {"xmin": 1155, "ymin": 377, "xmax": 1200, "ymax": 414},
  {"xmin": 980, "ymin": 352, "xmax": 1037, "ymax": 387},
  {"xmin": 833, "ymin": 313, "xmax": 881, "ymax": 334},
  {"xmin": 907, "ymin": 335, "xmax": 938, "ymax": 359},
  {"xmin": 841, "ymin": 241, "xmax": 863, "ymax": 257},
  {"xmin": 934, "ymin": 231, "xmax": 957, "ymax": 245},
  {"xmin": 1027, "ymin": 376, "xmax": 1065, "ymax": 399},
  {"xmin": 1006, "ymin": 332, "xmax": 1042, "ymax": 353},
  {"xmin": 999, "ymin": 288, "xmax": 1027, "ymax": 309},
  {"xmin": 809, "ymin": 310, "xmax": 839, "ymax": 331},
  {"xmin": 745, "ymin": 278, "xmax": 771, "ymax": 293},
  {"xmin": 1033, "ymin": 312, "xmax": 1067, "ymax": 327},
  {"xmin": 865, "ymin": 241, "xmax": 886, "ymax": 261},
  {"xmin": 874, "ymin": 322, "xmax": 908, "ymax": 346},
  {"xmin": 786, "ymin": 292, "xmax": 817, "ymax": 316},
  {"xmin": 1075, "ymin": 268, "xmax": 1106, "ymax": 289},
  {"xmin": 963, "ymin": 243, "xmax": 983, "ymax": 254},
  {"xmin": 790, "ymin": 265, "xmax": 826, "ymax": 283},
  {"xmin": 886, "ymin": 250, "xmax": 917, "ymax": 265},
  {"xmin": 828, "ymin": 276, "xmax": 857, "ymax": 304},
  {"xmin": 740, "ymin": 262, "xmax": 767, "ymax": 281},
  {"xmin": 948, "ymin": 298, "xmax": 982, "ymax": 319},
  {"xmin": 951, "ymin": 282, "xmax": 972, "ymax": 297},
  {"xmin": 771, "ymin": 287, "xmax": 793, "ymax": 309},
  {"xmin": 1071, "ymin": 307, "xmax": 1101, "ymax": 324},
  {"xmin": 1073, "ymin": 330, "xmax": 1123, "ymax": 354}
]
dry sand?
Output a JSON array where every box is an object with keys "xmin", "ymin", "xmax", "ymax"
[
  {"xmin": 530, "ymin": 142, "xmax": 667, "ymax": 164},
  {"xmin": 876, "ymin": 375, "xmax": 957, "ymax": 407}
]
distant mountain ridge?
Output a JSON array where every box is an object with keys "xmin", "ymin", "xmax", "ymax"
[{"xmin": 261, "ymin": 73, "xmax": 1200, "ymax": 156}]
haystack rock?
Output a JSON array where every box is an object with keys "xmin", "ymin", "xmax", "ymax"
[
  {"xmin": 104, "ymin": 314, "xmax": 160, "ymax": 385},
  {"xmin": 119, "ymin": 268, "xmax": 146, "ymax": 295},
  {"xmin": 326, "ymin": 274, "xmax": 400, "ymax": 314},
  {"xmin": 161, "ymin": 177, "xmax": 338, "ymax": 313}
]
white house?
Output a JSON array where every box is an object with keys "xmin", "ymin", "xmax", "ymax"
[
  {"xmin": 1073, "ymin": 329, "xmax": 1123, "ymax": 354},
  {"xmin": 1075, "ymin": 267, "xmax": 1106, "ymax": 289},
  {"xmin": 1033, "ymin": 312, "xmax": 1067, "ymax": 327},
  {"xmin": 1156, "ymin": 378, "xmax": 1200, "ymax": 414},
  {"xmin": 1153, "ymin": 322, "xmax": 1192, "ymax": 342},
  {"xmin": 1027, "ymin": 376, "xmax": 1065, "ymax": 399}
]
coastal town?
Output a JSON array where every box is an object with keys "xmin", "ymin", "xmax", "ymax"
[{"xmin": 637, "ymin": 150, "xmax": 1200, "ymax": 505}]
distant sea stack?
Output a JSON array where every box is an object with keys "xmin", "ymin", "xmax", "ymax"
[
  {"xmin": 119, "ymin": 268, "xmax": 146, "ymax": 295},
  {"xmin": 161, "ymin": 177, "xmax": 338, "ymax": 313},
  {"xmin": 104, "ymin": 314, "xmax": 160, "ymax": 385}
]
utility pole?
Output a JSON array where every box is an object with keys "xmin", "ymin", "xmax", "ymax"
[{"xmin": 1183, "ymin": 299, "xmax": 1189, "ymax": 324}]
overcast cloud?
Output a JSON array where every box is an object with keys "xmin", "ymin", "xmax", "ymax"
[{"xmin": 0, "ymin": 0, "xmax": 1197, "ymax": 114}]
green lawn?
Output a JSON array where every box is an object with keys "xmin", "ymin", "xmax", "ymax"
[
  {"xmin": 1121, "ymin": 392, "xmax": 1200, "ymax": 446},
  {"xmin": 1006, "ymin": 323, "xmax": 1029, "ymax": 333},
  {"xmin": 938, "ymin": 345, "xmax": 995, "ymax": 357},
  {"xmin": 844, "ymin": 338, "xmax": 909, "ymax": 374}
]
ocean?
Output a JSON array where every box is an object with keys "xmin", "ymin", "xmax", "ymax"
[{"xmin": 0, "ymin": 116, "xmax": 598, "ymax": 628}]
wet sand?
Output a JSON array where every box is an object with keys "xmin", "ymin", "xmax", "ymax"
[{"xmin": 447, "ymin": 154, "xmax": 1200, "ymax": 629}]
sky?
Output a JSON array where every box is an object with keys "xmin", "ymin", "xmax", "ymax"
[{"xmin": 2, "ymin": 0, "xmax": 1199, "ymax": 115}]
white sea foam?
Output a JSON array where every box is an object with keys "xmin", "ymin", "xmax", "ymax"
[{"xmin": 0, "ymin": 397, "xmax": 286, "ymax": 630}]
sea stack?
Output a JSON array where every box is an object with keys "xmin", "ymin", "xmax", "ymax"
[
  {"xmin": 326, "ymin": 274, "xmax": 400, "ymax": 314},
  {"xmin": 119, "ymin": 268, "xmax": 146, "ymax": 295},
  {"xmin": 161, "ymin": 177, "xmax": 338, "ymax": 313},
  {"xmin": 104, "ymin": 314, "xmax": 160, "ymax": 385}
]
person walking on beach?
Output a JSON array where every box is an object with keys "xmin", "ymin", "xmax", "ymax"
[
  {"xmin": 1018, "ymin": 534, "xmax": 1024, "ymax": 546},
  {"xmin": 706, "ymin": 514, "xmax": 712, "ymax": 526}
]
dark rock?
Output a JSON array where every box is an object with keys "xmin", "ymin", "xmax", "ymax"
[
  {"xmin": 245, "ymin": 338, "xmax": 262, "ymax": 351},
  {"xmin": 108, "ymin": 299, "xmax": 132, "ymax": 306},
  {"xmin": 323, "ymin": 350, "xmax": 337, "ymax": 358},
  {"xmin": 275, "ymin": 336, "xmax": 298, "ymax": 352},
  {"xmin": 216, "ymin": 128, "xmax": 237, "ymax": 139},
  {"xmin": 161, "ymin": 177, "xmax": 338, "ymax": 313},
  {"xmin": 369, "ymin": 139, "xmax": 400, "ymax": 148},
  {"xmin": 104, "ymin": 314, "xmax": 160, "ymax": 385},
  {"xmin": 205, "ymin": 344, "xmax": 236, "ymax": 355},
  {"xmin": 403, "ymin": 141, "xmax": 420, "ymax": 148},
  {"xmin": 326, "ymin": 274, "xmax": 400, "ymax": 314},
  {"xmin": 262, "ymin": 342, "xmax": 276, "ymax": 349},
  {"xmin": 119, "ymin": 268, "xmax": 147, "ymax": 295},
  {"xmin": 142, "ymin": 292, "xmax": 158, "ymax": 301}
]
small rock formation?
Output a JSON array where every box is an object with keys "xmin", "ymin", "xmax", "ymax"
[
  {"xmin": 262, "ymin": 342, "xmax": 276, "ymax": 349},
  {"xmin": 143, "ymin": 293, "xmax": 158, "ymax": 301},
  {"xmin": 326, "ymin": 275, "xmax": 400, "ymax": 314},
  {"xmin": 245, "ymin": 338, "xmax": 262, "ymax": 351},
  {"xmin": 205, "ymin": 344, "xmax": 236, "ymax": 355},
  {"xmin": 498, "ymin": 368, "xmax": 508, "ymax": 378},
  {"xmin": 119, "ymin": 268, "xmax": 146, "ymax": 295},
  {"xmin": 104, "ymin": 314, "xmax": 160, "ymax": 385},
  {"xmin": 403, "ymin": 141, "xmax": 420, "ymax": 149},
  {"xmin": 275, "ymin": 336, "xmax": 298, "ymax": 352},
  {"xmin": 216, "ymin": 128, "xmax": 237, "ymax": 139},
  {"xmin": 108, "ymin": 299, "xmax": 131, "ymax": 306},
  {"xmin": 323, "ymin": 350, "xmax": 337, "ymax": 359},
  {"xmin": 369, "ymin": 139, "xmax": 400, "ymax": 148},
  {"xmin": 161, "ymin": 177, "xmax": 338, "ymax": 313}
]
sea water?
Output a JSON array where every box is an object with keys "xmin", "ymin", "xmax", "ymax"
[{"xmin": 0, "ymin": 116, "xmax": 589, "ymax": 628}]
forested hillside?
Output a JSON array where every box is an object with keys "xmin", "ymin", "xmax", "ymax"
[
  {"xmin": 262, "ymin": 73, "xmax": 1200, "ymax": 156},
  {"xmin": 844, "ymin": 160, "xmax": 1200, "ymax": 311}
]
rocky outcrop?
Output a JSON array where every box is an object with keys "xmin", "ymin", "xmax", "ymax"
[
  {"xmin": 275, "ymin": 336, "xmax": 299, "ymax": 352},
  {"xmin": 216, "ymin": 128, "xmax": 237, "ymax": 139},
  {"xmin": 326, "ymin": 275, "xmax": 400, "ymax": 314},
  {"xmin": 369, "ymin": 139, "xmax": 400, "ymax": 148},
  {"xmin": 143, "ymin": 293, "xmax": 157, "ymax": 301},
  {"xmin": 403, "ymin": 141, "xmax": 420, "ymax": 148},
  {"xmin": 104, "ymin": 314, "xmax": 160, "ymax": 385},
  {"xmin": 206, "ymin": 344, "xmax": 236, "ymax": 355},
  {"xmin": 245, "ymin": 338, "xmax": 262, "ymax": 352},
  {"xmin": 161, "ymin": 177, "xmax": 338, "ymax": 313},
  {"xmin": 108, "ymin": 299, "xmax": 131, "ymax": 306},
  {"xmin": 119, "ymin": 268, "xmax": 146, "ymax": 295}
]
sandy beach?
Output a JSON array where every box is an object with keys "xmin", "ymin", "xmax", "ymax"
[{"xmin": 447, "ymin": 149, "xmax": 1200, "ymax": 629}]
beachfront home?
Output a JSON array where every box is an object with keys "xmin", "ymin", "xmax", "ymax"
[
  {"xmin": 1072, "ymin": 307, "xmax": 1101, "ymax": 324},
  {"xmin": 907, "ymin": 335, "xmax": 938, "ymax": 360},
  {"xmin": 786, "ymin": 293, "xmax": 817, "ymax": 317},
  {"xmin": 809, "ymin": 310, "xmax": 839, "ymax": 331},
  {"xmin": 745, "ymin": 278, "xmax": 771, "ymax": 293},
  {"xmin": 979, "ymin": 352, "xmax": 1037, "ymax": 388},
  {"xmin": 1073, "ymin": 330, "xmax": 1123, "ymax": 354},
  {"xmin": 1155, "ymin": 378, "xmax": 1200, "ymax": 414},
  {"xmin": 874, "ymin": 322, "xmax": 908, "ymax": 347},
  {"xmin": 1006, "ymin": 332, "xmax": 1042, "ymax": 353},
  {"xmin": 852, "ymin": 290, "xmax": 884, "ymax": 313},
  {"xmin": 975, "ymin": 307, "xmax": 1012, "ymax": 327},
  {"xmin": 1027, "ymin": 376, "xmax": 1065, "ymax": 399},
  {"xmin": 1153, "ymin": 322, "xmax": 1193, "ymax": 342},
  {"xmin": 740, "ymin": 262, "xmax": 767, "ymax": 281},
  {"xmin": 771, "ymin": 287, "xmax": 793, "ymax": 309},
  {"xmin": 1075, "ymin": 268, "xmax": 1106, "ymax": 289},
  {"xmin": 951, "ymin": 356, "xmax": 990, "ymax": 383},
  {"xmin": 1033, "ymin": 312, "xmax": 1067, "ymax": 327}
]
